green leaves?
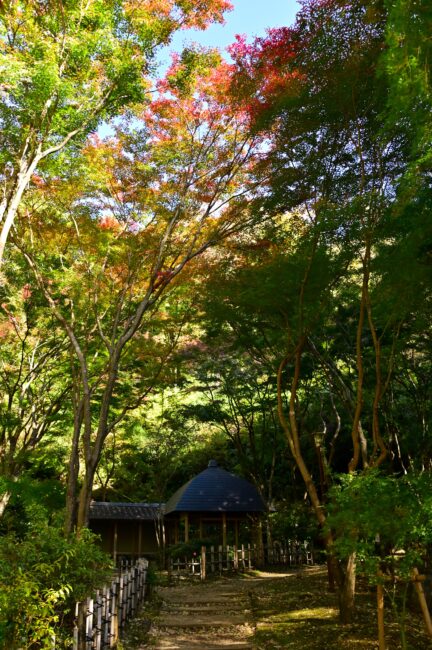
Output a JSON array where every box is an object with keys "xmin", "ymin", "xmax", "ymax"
[{"xmin": 327, "ymin": 471, "xmax": 432, "ymax": 578}]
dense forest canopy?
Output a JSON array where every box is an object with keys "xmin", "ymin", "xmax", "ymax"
[{"xmin": 0, "ymin": 0, "xmax": 431, "ymax": 646}]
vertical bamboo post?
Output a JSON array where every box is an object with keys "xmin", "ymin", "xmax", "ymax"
[
  {"xmin": 110, "ymin": 580, "xmax": 118, "ymax": 647},
  {"xmin": 102, "ymin": 586, "xmax": 109, "ymax": 649},
  {"xmin": 85, "ymin": 598, "xmax": 93, "ymax": 650},
  {"xmin": 73, "ymin": 602, "xmax": 80, "ymax": 650},
  {"xmin": 234, "ymin": 545, "xmax": 238, "ymax": 571},
  {"xmin": 118, "ymin": 575, "xmax": 124, "ymax": 631},
  {"xmin": 201, "ymin": 546, "xmax": 206, "ymax": 581},
  {"xmin": 95, "ymin": 590, "xmax": 102, "ymax": 650}
]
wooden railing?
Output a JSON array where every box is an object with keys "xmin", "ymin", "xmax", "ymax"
[
  {"xmin": 73, "ymin": 557, "xmax": 148, "ymax": 650},
  {"xmin": 169, "ymin": 543, "xmax": 254, "ymax": 579},
  {"xmin": 169, "ymin": 540, "xmax": 314, "ymax": 580}
]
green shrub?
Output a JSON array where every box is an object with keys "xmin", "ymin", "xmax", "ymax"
[
  {"xmin": 167, "ymin": 539, "xmax": 214, "ymax": 559},
  {"xmin": 0, "ymin": 519, "xmax": 112, "ymax": 649}
]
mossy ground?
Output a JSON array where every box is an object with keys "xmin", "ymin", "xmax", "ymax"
[{"xmin": 251, "ymin": 566, "xmax": 430, "ymax": 649}]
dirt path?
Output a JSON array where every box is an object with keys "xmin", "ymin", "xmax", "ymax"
[
  {"xmin": 147, "ymin": 571, "xmax": 292, "ymax": 649},
  {"xmin": 121, "ymin": 566, "xmax": 432, "ymax": 650}
]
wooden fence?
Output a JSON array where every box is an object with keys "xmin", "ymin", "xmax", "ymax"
[
  {"xmin": 73, "ymin": 557, "xmax": 148, "ymax": 650},
  {"xmin": 169, "ymin": 540, "xmax": 314, "ymax": 580},
  {"xmin": 266, "ymin": 540, "xmax": 314, "ymax": 566}
]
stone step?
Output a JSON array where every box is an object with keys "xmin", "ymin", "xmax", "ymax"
[
  {"xmin": 155, "ymin": 614, "xmax": 248, "ymax": 627},
  {"xmin": 153, "ymin": 641, "xmax": 252, "ymax": 649},
  {"xmin": 161, "ymin": 604, "xmax": 248, "ymax": 612},
  {"xmin": 161, "ymin": 596, "xmax": 249, "ymax": 604},
  {"xmin": 152, "ymin": 639, "xmax": 253, "ymax": 650}
]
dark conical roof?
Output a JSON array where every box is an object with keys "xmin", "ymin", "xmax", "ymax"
[{"xmin": 164, "ymin": 460, "xmax": 266, "ymax": 514}]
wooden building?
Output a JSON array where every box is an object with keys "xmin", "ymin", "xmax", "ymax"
[
  {"xmin": 164, "ymin": 460, "xmax": 267, "ymax": 547},
  {"xmin": 89, "ymin": 461, "xmax": 267, "ymax": 557},
  {"xmin": 89, "ymin": 502, "xmax": 162, "ymax": 561}
]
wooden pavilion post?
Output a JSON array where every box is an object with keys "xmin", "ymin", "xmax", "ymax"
[
  {"xmin": 184, "ymin": 513, "xmax": 189, "ymax": 542},
  {"xmin": 222, "ymin": 512, "xmax": 227, "ymax": 548},
  {"xmin": 113, "ymin": 521, "xmax": 118, "ymax": 564},
  {"xmin": 138, "ymin": 522, "xmax": 142, "ymax": 557}
]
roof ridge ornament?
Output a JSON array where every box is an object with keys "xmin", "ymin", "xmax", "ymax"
[{"xmin": 208, "ymin": 459, "xmax": 218, "ymax": 468}]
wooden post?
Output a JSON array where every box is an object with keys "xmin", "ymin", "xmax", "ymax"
[
  {"xmin": 218, "ymin": 544, "xmax": 223, "ymax": 574},
  {"xmin": 113, "ymin": 522, "xmax": 118, "ymax": 564},
  {"xmin": 184, "ymin": 513, "xmax": 189, "ymax": 542},
  {"xmin": 234, "ymin": 545, "xmax": 238, "ymax": 571},
  {"xmin": 210, "ymin": 545, "xmax": 215, "ymax": 574},
  {"xmin": 102, "ymin": 586, "xmax": 109, "ymax": 649},
  {"xmin": 201, "ymin": 546, "xmax": 206, "ymax": 581},
  {"xmin": 118, "ymin": 576, "xmax": 124, "ymax": 630},
  {"xmin": 138, "ymin": 522, "xmax": 142, "ymax": 557},
  {"xmin": 110, "ymin": 581, "xmax": 118, "ymax": 647},
  {"xmin": 85, "ymin": 598, "xmax": 94, "ymax": 650},
  {"xmin": 73, "ymin": 602, "xmax": 80, "ymax": 650},
  {"xmin": 377, "ymin": 582, "xmax": 386, "ymax": 650},
  {"xmin": 95, "ymin": 590, "xmax": 102, "ymax": 650},
  {"xmin": 222, "ymin": 512, "xmax": 227, "ymax": 548},
  {"xmin": 412, "ymin": 567, "xmax": 432, "ymax": 638}
]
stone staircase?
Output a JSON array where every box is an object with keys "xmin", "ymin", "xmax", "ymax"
[{"xmin": 150, "ymin": 579, "xmax": 254, "ymax": 649}]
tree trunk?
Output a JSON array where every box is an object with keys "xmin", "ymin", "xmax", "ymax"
[
  {"xmin": 0, "ymin": 491, "xmax": 11, "ymax": 518},
  {"xmin": 0, "ymin": 150, "xmax": 41, "ymax": 267},
  {"xmin": 65, "ymin": 414, "xmax": 82, "ymax": 534},
  {"xmin": 76, "ymin": 472, "xmax": 95, "ymax": 531},
  {"xmin": 339, "ymin": 552, "xmax": 357, "ymax": 624}
]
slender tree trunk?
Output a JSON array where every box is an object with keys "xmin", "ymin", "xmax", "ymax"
[
  {"xmin": 76, "ymin": 471, "xmax": 95, "ymax": 531},
  {"xmin": 0, "ymin": 150, "xmax": 41, "ymax": 267},
  {"xmin": 65, "ymin": 420, "xmax": 81, "ymax": 535},
  {"xmin": 0, "ymin": 491, "xmax": 11, "ymax": 518},
  {"xmin": 339, "ymin": 552, "xmax": 357, "ymax": 624}
]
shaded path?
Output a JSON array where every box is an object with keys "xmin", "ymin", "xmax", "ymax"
[{"xmin": 148, "ymin": 571, "xmax": 293, "ymax": 649}]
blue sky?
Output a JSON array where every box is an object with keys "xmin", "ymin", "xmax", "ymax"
[
  {"xmin": 100, "ymin": 1, "xmax": 300, "ymax": 135},
  {"xmin": 159, "ymin": 0, "xmax": 300, "ymax": 69}
]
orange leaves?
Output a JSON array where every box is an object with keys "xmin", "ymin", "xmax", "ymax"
[
  {"xmin": 123, "ymin": 0, "xmax": 232, "ymax": 43},
  {"xmin": 99, "ymin": 215, "xmax": 122, "ymax": 232},
  {"xmin": 228, "ymin": 27, "xmax": 305, "ymax": 124}
]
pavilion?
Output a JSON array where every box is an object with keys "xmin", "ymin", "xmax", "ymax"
[
  {"xmin": 88, "ymin": 460, "xmax": 267, "ymax": 558},
  {"xmin": 164, "ymin": 460, "xmax": 267, "ymax": 547}
]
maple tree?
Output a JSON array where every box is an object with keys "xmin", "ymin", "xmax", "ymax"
[
  {"xmin": 0, "ymin": 0, "xmax": 232, "ymax": 269},
  {"xmin": 0, "ymin": 278, "xmax": 70, "ymax": 516},
  {"xmin": 15, "ymin": 59, "xmax": 261, "ymax": 532},
  {"xmin": 226, "ymin": 0, "xmax": 425, "ymax": 626}
]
